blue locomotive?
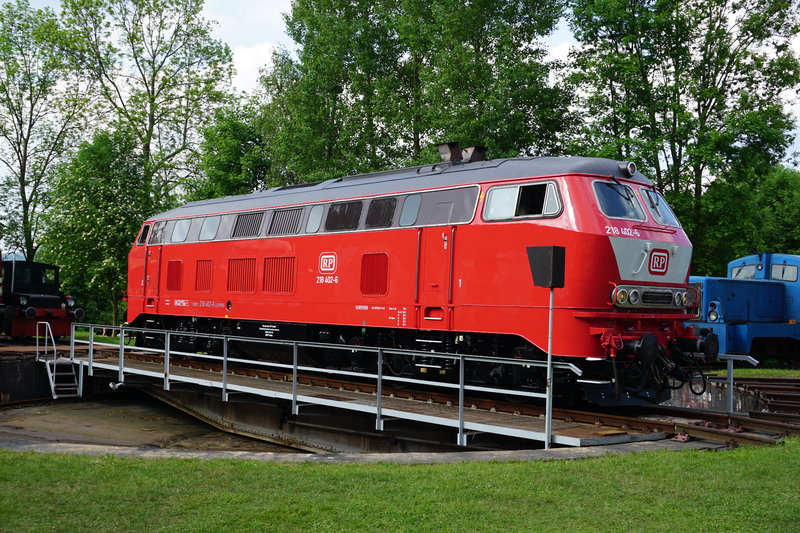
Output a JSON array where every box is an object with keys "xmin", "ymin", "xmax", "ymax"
[{"xmin": 689, "ymin": 253, "xmax": 800, "ymax": 362}]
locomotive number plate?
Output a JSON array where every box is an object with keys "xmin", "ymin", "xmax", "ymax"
[{"xmin": 605, "ymin": 225, "xmax": 640, "ymax": 237}]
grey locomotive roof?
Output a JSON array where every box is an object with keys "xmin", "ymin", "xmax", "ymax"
[{"xmin": 149, "ymin": 156, "xmax": 652, "ymax": 221}]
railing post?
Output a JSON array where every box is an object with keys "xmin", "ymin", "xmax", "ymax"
[
  {"xmin": 88, "ymin": 325, "xmax": 94, "ymax": 377},
  {"xmin": 164, "ymin": 332, "xmax": 171, "ymax": 391},
  {"xmin": 222, "ymin": 336, "xmax": 229, "ymax": 402},
  {"xmin": 77, "ymin": 360, "xmax": 84, "ymax": 397},
  {"xmin": 69, "ymin": 323, "xmax": 75, "ymax": 361},
  {"xmin": 118, "ymin": 326, "xmax": 125, "ymax": 383},
  {"xmin": 291, "ymin": 342, "xmax": 299, "ymax": 415},
  {"xmin": 727, "ymin": 357, "xmax": 735, "ymax": 413},
  {"xmin": 545, "ymin": 287, "xmax": 555, "ymax": 450},
  {"xmin": 45, "ymin": 323, "xmax": 50, "ymax": 362},
  {"xmin": 376, "ymin": 348, "xmax": 384, "ymax": 431},
  {"xmin": 457, "ymin": 356, "xmax": 466, "ymax": 446},
  {"xmin": 35, "ymin": 324, "xmax": 40, "ymax": 362}
]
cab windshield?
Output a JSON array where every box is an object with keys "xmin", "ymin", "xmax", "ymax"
[
  {"xmin": 594, "ymin": 181, "xmax": 645, "ymax": 221},
  {"xmin": 642, "ymin": 189, "xmax": 680, "ymax": 227}
]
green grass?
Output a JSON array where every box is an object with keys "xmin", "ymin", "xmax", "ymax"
[
  {"xmin": 711, "ymin": 367, "xmax": 800, "ymax": 379},
  {"xmin": 72, "ymin": 328, "xmax": 134, "ymax": 345},
  {"xmin": 1, "ymin": 439, "xmax": 798, "ymax": 532}
]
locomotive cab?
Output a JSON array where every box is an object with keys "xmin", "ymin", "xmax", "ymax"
[{"xmin": 0, "ymin": 259, "xmax": 83, "ymax": 338}]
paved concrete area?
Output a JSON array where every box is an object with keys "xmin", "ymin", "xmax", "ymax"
[
  {"xmin": 0, "ymin": 393, "xmax": 726, "ymax": 463},
  {"xmin": 0, "ymin": 396, "xmax": 298, "ymax": 453},
  {"xmin": 0, "ymin": 433, "xmax": 723, "ymax": 463}
]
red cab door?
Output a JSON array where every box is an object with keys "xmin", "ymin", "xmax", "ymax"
[
  {"xmin": 144, "ymin": 245, "xmax": 162, "ymax": 311},
  {"xmin": 418, "ymin": 226, "xmax": 454, "ymax": 328}
]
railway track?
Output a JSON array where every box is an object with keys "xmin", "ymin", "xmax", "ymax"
[
  {"xmin": 726, "ymin": 377, "xmax": 800, "ymax": 414},
  {"xmin": 112, "ymin": 350, "xmax": 800, "ymax": 447}
]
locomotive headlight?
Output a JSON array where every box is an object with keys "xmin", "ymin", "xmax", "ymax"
[
  {"xmin": 615, "ymin": 288, "xmax": 628, "ymax": 304},
  {"xmin": 66, "ymin": 297, "xmax": 75, "ymax": 308},
  {"xmin": 683, "ymin": 291, "xmax": 696, "ymax": 307},
  {"xmin": 628, "ymin": 289, "xmax": 641, "ymax": 305},
  {"xmin": 708, "ymin": 309, "xmax": 719, "ymax": 321},
  {"xmin": 673, "ymin": 291, "xmax": 684, "ymax": 306},
  {"xmin": 19, "ymin": 297, "xmax": 28, "ymax": 307}
]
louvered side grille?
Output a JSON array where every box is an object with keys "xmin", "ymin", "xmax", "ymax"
[
  {"xmin": 195, "ymin": 260, "xmax": 212, "ymax": 292},
  {"xmin": 227, "ymin": 258, "xmax": 256, "ymax": 292},
  {"xmin": 269, "ymin": 209, "xmax": 302, "ymax": 235},
  {"xmin": 264, "ymin": 257, "xmax": 296, "ymax": 293},
  {"xmin": 232, "ymin": 212, "xmax": 264, "ymax": 238}
]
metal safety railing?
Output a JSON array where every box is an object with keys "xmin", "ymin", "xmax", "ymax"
[
  {"xmin": 70, "ymin": 322, "xmax": 583, "ymax": 446},
  {"xmin": 35, "ymin": 321, "xmax": 58, "ymax": 364},
  {"xmin": 718, "ymin": 354, "xmax": 759, "ymax": 413},
  {"xmin": 38, "ymin": 321, "xmax": 79, "ymax": 398}
]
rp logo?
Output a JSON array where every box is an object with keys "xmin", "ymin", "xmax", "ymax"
[
  {"xmin": 648, "ymin": 249, "xmax": 670, "ymax": 275},
  {"xmin": 319, "ymin": 253, "xmax": 337, "ymax": 274}
]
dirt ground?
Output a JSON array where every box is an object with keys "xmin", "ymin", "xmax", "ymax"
[{"xmin": 0, "ymin": 392, "xmax": 298, "ymax": 452}]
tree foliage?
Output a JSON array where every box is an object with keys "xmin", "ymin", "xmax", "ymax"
[
  {"xmin": 0, "ymin": 0, "xmax": 92, "ymax": 260},
  {"xmin": 62, "ymin": 0, "xmax": 233, "ymax": 209},
  {"xmin": 245, "ymin": 0, "xmax": 573, "ymax": 186},
  {"xmin": 568, "ymin": 0, "xmax": 800, "ymax": 257},
  {"xmin": 41, "ymin": 128, "xmax": 153, "ymax": 325},
  {"xmin": 186, "ymin": 99, "xmax": 273, "ymax": 200}
]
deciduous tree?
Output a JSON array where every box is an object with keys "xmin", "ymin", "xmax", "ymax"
[
  {"xmin": 63, "ymin": 0, "xmax": 233, "ymax": 208},
  {"xmin": 0, "ymin": 0, "xmax": 92, "ymax": 260},
  {"xmin": 255, "ymin": 0, "xmax": 573, "ymax": 184},
  {"xmin": 568, "ymin": 0, "xmax": 800, "ymax": 256},
  {"xmin": 41, "ymin": 128, "xmax": 153, "ymax": 325}
]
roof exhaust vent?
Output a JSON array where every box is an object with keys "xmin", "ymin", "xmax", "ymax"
[
  {"xmin": 437, "ymin": 142, "xmax": 462, "ymax": 162},
  {"xmin": 461, "ymin": 146, "xmax": 486, "ymax": 163}
]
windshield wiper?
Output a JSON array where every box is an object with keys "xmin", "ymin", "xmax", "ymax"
[{"xmin": 609, "ymin": 176, "xmax": 633, "ymax": 200}]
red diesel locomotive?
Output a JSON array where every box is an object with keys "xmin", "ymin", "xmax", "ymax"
[{"xmin": 126, "ymin": 154, "xmax": 716, "ymax": 405}]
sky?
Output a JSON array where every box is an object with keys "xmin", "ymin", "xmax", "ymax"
[{"xmin": 27, "ymin": 0, "xmax": 800, "ymax": 161}]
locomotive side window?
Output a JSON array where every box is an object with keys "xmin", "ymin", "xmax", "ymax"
[
  {"xmin": 136, "ymin": 224, "xmax": 151, "ymax": 245},
  {"xmin": 170, "ymin": 219, "xmax": 191, "ymax": 243},
  {"xmin": 199, "ymin": 216, "xmax": 221, "ymax": 241},
  {"xmin": 306, "ymin": 205, "xmax": 324, "ymax": 233},
  {"xmin": 232, "ymin": 212, "xmax": 265, "ymax": 238},
  {"xmin": 365, "ymin": 197, "xmax": 396, "ymax": 228},
  {"xmin": 642, "ymin": 189, "xmax": 680, "ymax": 227},
  {"xmin": 361, "ymin": 253, "xmax": 389, "ymax": 296},
  {"xmin": 731, "ymin": 265, "xmax": 756, "ymax": 279},
  {"xmin": 771, "ymin": 264, "xmax": 798, "ymax": 282},
  {"xmin": 269, "ymin": 208, "xmax": 303, "ymax": 235},
  {"xmin": 594, "ymin": 181, "xmax": 645, "ymax": 221},
  {"xmin": 428, "ymin": 202, "xmax": 454, "ymax": 224},
  {"xmin": 325, "ymin": 201, "xmax": 363, "ymax": 231},
  {"xmin": 399, "ymin": 195, "xmax": 421, "ymax": 226},
  {"xmin": 418, "ymin": 187, "xmax": 479, "ymax": 224},
  {"xmin": 483, "ymin": 182, "xmax": 560, "ymax": 220},
  {"xmin": 149, "ymin": 221, "xmax": 167, "ymax": 244},
  {"xmin": 42, "ymin": 267, "xmax": 57, "ymax": 285},
  {"xmin": 484, "ymin": 187, "xmax": 517, "ymax": 219}
]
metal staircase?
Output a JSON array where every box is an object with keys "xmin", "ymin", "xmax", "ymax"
[{"xmin": 37, "ymin": 322, "xmax": 80, "ymax": 399}]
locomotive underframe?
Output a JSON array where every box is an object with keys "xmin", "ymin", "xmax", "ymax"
[{"xmin": 131, "ymin": 312, "xmax": 689, "ymax": 406}]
